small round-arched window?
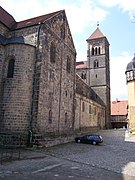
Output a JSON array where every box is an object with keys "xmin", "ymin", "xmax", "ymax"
[
  {"xmin": 94, "ymin": 60, "xmax": 99, "ymax": 68},
  {"xmin": 7, "ymin": 59, "xmax": 15, "ymax": 78}
]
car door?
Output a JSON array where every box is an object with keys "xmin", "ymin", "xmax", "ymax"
[
  {"xmin": 87, "ymin": 135, "xmax": 94, "ymax": 143},
  {"xmin": 81, "ymin": 135, "xmax": 88, "ymax": 143}
]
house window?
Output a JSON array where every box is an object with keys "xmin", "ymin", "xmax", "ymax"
[
  {"xmin": 48, "ymin": 110, "xmax": 52, "ymax": 124},
  {"xmin": 7, "ymin": 59, "xmax": 15, "ymax": 78},
  {"xmin": 50, "ymin": 42, "xmax": 56, "ymax": 63},
  {"xmin": 66, "ymin": 56, "xmax": 71, "ymax": 73},
  {"xmin": 82, "ymin": 102, "xmax": 85, "ymax": 112}
]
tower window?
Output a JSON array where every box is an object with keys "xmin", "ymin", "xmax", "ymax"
[
  {"xmin": 98, "ymin": 47, "xmax": 101, "ymax": 54},
  {"xmin": 50, "ymin": 42, "xmax": 56, "ymax": 63},
  {"xmin": 91, "ymin": 46, "xmax": 101, "ymax": 55},
  {"xmin": 92, "ymin": 47, "xmax": 94, "ymax": 55},
  {"xmin": 94, "ymin": 60, "xmax": 99, "ymax": 68},
  {"xmin": 7, "ymin": 59, "xmax": 15, "ymax": 78},
  {"xmin": 81, "ymin": 72, "xmax": 86, "ymax": 79},
  {"xmin": 95, "ymin": 47, "xmax": 98, "ymax": 55}
]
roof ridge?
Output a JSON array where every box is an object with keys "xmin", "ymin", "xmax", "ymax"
[
  {"xmin": 87, "ymin": 27, "xmax": 105, "ymax": 40},
  {"xmin": 13, "ymin": 9, "xmax": 64, "ymax": 30},
  {"xmin": 17, "ymin": 10, "xmax": 64, "ymax": 24}
]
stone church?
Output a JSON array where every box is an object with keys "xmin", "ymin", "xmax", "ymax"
[{"xmin": 0, "ymin": 6, "xmax": 110, "ymax": 146}]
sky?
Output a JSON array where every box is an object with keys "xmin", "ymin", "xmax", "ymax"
[{"xmin": 1, "ymin": 0, "xmax": 135, "ymax": 101}]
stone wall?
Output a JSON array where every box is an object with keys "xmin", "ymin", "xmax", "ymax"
[
  {"xmin": 35, "ymin": 12, "xmax": 76, "ymax": 136},
  {"xmin": 0, "ymin": 44, "xmax": 35, "ymax": 133},
  {"xmin": 75, "ymin": 74, "xmax": 105, "ymax": 131},
  {"xmin": 75, "ymin": 93, "xmax": 105, "ymax": 131}
]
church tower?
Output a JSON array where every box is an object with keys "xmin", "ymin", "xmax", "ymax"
[
  {"xmin": 125, "ymin": 55, "xmax": 135, "ymax": 129},
  {"xmin": 86, "ymin": 26, "xmax": 111, "ymax": 128}
]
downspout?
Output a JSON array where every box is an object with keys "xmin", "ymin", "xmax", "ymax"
[
  {"xmin": 79, "ymin": 97, "xmax": 82, "ymax": 131},
  {"xmin": 58, "ymin": 43, "xmax": 63, "ymax": 134},
  {"xmin": 29, "ymin": 23, "xmax": 42, "ymax": 146},
  {"xmin": 72, "ymin": 54, "xmax": 76, "ymax": 131}
]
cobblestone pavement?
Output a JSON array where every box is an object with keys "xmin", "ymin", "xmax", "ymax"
[{"xmin": 0, "ymin": 129, "xmax": 135, "ymax": 179}]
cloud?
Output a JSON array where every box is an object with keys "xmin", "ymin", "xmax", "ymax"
[
  {"xmin": 110, "ymin": 52, "xmax": 132, "ymax": 100},
  {"xmin": 99, "ymin": 0, "xmax": 135, "ymax": 18},
  {"xmin": 0, "ymin": 0, "xmax": 108, "ymax": 35}
]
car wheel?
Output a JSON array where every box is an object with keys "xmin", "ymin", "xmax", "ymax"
[
  {"xmin": 92, "ymin": 141, "xmax": 97, "ymax": 145},
  {"xmin": 77, "ymin": 139, "xmax": 81, "ymax": 143}
]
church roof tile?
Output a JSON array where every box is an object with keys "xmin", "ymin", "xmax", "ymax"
[{"xmin": 87, "ymin": 27, "xmax": 105, "ymax": 40}]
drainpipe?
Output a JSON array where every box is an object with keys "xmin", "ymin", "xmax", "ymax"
[
  {"xmin": 29, "ymin": 22, "xmax": 42, "ymax": 146},
  {"xmin": 58, "ymin": 43, "xmax": 63, "ymax": 134}
]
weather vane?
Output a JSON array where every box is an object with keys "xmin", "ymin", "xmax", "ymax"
[{"xmin": 97, "ymin": 21, "xmax": 99, "ymax": 27}]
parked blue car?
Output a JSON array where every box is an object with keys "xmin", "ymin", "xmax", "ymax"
[{"xmin": 75, "ymin": 134, "xmax": 103, "ymax": 145}]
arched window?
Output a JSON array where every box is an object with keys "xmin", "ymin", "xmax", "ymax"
[
  {"xmin": 81, "ymin": 72, "xmax": 86, "ymax": 79},
  {"xmin": 89, "ymin": 105, "xmax": 91, "ymax": 114},
  {"xmin": 65, "ymin": 112, "xmax": 68, "ymax": 124},
  {"xmin": 7, "ymin": 59, "xmax": 15, "ymax": 78},
  {"xmin": 94, "ymin": 60, "xmax": 99, "ymax": 68},
  {"xmin": 98, "ymin": 47, "xmax": 101, "ymax": 54},
  {"xmin": 48, "ymin": 110, "xmax": 52, "ymax": 124},
  {"xmin": 82, "ymin": 102, "xmax": 85, "ymax": 112},
  {"xmin": 50, "ymin": 42, "xmax": 56, "ymax": 63},
  {"xmin": 95, "ymin": 47, "xmax": 98, "ymax": 55},
  {"xmin": 92, "ymin": 47, "xmax": 94, "ymax": 55},
  {"xmin": 66, "ymin": 56, "xmax": 71, "ymax": 73}
]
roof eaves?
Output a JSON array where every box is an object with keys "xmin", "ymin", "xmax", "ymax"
[{"xmin": 13, "ymin": 10, "xmax": 64, "ymax": 30}]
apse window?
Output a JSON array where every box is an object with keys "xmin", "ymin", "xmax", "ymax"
[{"xmin": 7, "ymin": 59, "xmax": 15, "ymax": 78}]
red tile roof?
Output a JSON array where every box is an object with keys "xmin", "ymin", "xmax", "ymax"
[
  {"xmin": 0, "ymin": 6, "xmax": 16, "ymax": 29},
  {"xmin": 0, "ymin": 6, "xmax": 64, "ymax": 30},
  {"xmin": 76, "ymin": 61, "xmax": 87, "ymax": 69},
  {"xmin": 111, "ymin": 100, "xmax": 128, "ymax": 116},
  {"xmin": 15, "ymin": 10, "xmax": 64, "ymax": 29},
  {"xmin": 87, "ymin": 27, "xmax": 105, "ymax": 40}
]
